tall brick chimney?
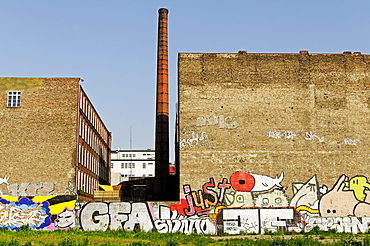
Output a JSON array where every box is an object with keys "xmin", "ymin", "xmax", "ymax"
[{"xmin": 154, "ymin": 8, "xmax": 170, "ymax": 200}]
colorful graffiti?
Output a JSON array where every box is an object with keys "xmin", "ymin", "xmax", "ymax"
[
  {"xmin": 0, "ymin": 195, "xmax": 76, "ymax": 230},
  {"xmin": 2, "ymin": 172, "xmax": 370, "ymax": 234},
  {"xmin": 0, "ymin": 197, "xmax": 51, "ymax": 230}
]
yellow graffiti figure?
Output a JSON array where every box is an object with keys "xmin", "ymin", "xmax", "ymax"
[{"xmin": 344, "ymin": 176, "xmax": 370, "ymax": 202}]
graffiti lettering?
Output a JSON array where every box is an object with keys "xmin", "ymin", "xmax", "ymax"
[
  {"xmin": 180, "ymin": 131, "xmax": 211, "ymax": 149},
  {"xmin": 196, "ymin": 115, "xmax": 239, "ymax": 129},
  {"xmin": 305, "ymin": 216, "xmax": 370, "ymax": 234},
  {"xmin": 267, "ymin": 130, "xmax": 296, "ymax": 139},
  {"xmin": 219, "ymin": 208, "xmax": 300, "ymax": 234},
  {"xmin": 7, "ymin": 182, "xmax": 55, "ymax": 196},
  {"xmin": 305, "ymin": 131, "xmax": 324, "ymax": 142},
  {"xmin": 79, "ymin": 202, "xmax": 153, "ymax": 232},
  {"xmin": 0, "ymin": 197, "xmax": 51, "ymax": 230},
  {"xmin": 343, "ymin": 138, "xmax": 360, "ymax": 146}
]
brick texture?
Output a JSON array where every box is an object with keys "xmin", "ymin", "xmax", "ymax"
[
  {"xmin": 0, "ymin": 78, "xmax": 80, "ymax": 194},
  {"xmin": 178, "ymin": 52, "xmax": 370, "ymax": 197}
]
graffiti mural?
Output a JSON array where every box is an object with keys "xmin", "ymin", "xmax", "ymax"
[
  {"xmin": 0, "ymin": 195, "xmax": 77, "ymax": 230},
  {"xmin": 2, "ymin": 172, "xmax": 370, "ymax": 234},
  {"xmin": 0, "ymin": 197, "xmax": 51, "ymax": 230}
]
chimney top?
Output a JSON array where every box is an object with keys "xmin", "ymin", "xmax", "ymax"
[
  {"xmin": 299, "ymin": 50, "xmax": 309, "ymax": 54},
  {"xmin": 159, "ymin": 8, "xmax": 169, "ymax": 14}
]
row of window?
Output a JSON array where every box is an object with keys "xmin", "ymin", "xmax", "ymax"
[
  {"xmin": 119, "ymin": 153, "xmax": 154, "ymax": 158},
  {"xmin": 78, "ymin": 143, "xmax": 100, "ymax": 174},
  {"xmin": 122, "ymin": 163, "xmax": 135, "ymax": 169},
  {"xmin": 79, "ymin": 89, "xmax": 111, "ymax": 144},
  {"xmin": 79, "ymin": 116, "xmax": 109, "ymax": 163},
  {"xmin": 111, "ymin": 162, "xmax": 154, "ymax": 169},
  {"xmin": 121, "ymin": 174, "xmax": 153, "ymax": 177},
  {"xmin": 77, "ymin": 169, "xmax": 98, "ymax": 195},
  {"xmin": 123, "ymin": 154, "xmax": 136, "ymax": 158}
]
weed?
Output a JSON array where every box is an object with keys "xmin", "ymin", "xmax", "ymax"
[
  {"xmin": 128, "ymin": 242, "xmax": 151, "ymax": 246},
  {"xmin": 166, "ymin": 239, "xmax": 179, "ymax": 246},
  {"xmin": 339, "ymin": 236, "xmax": 362, "ymax": 246}
]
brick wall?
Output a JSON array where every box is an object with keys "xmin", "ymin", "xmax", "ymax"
[
  {"xmin": 0, "ymin": 78, "xmax": 80, "ymax": 195},
  {"xmin": 178, "ymin": 52, "xmax": 370, "ymax": 197}
]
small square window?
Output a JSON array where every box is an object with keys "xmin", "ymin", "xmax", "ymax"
[{"xmin": 7, "ymin": 91, "xmax": 21, "ymax": 107}]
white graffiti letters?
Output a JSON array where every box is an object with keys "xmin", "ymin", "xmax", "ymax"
[
  {"xmin": 305, "ymin": 216, "xmax": 370, "ymax": 234},
  {"xmin": 219, "ymin": 208, "xmax": 298, "ymax": 234},
  {"xmin": 79, "ymin": 202, "xmax": 153, "ymax": 232},
  {"xmin": 196, "ymin": 115, "xmax": 239, "ymax": 129},
  {"xmin": 305, "ymin": 131, "xmax": 324, "ymax": 142}
]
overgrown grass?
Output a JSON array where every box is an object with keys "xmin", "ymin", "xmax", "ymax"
[{"xmin": 0, "ymin": 227, "xmax": 370, "ymax": 245}]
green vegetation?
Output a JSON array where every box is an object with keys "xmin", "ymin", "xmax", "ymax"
[{"xmin": 0, "ymin": 227, "xmax": 370, "ymax": 245}]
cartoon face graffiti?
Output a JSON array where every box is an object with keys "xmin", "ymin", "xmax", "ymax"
[
  {"xmin": 254, "ymin": 189, "xmax": 289, "ymax": 207},
  {"xmin": 344, "ymin": 176, "xmax": 370, "ymax": 202},
  {"xmin": 290, "ymin": 176, "xmax": 320, "ymax": 208},
  {"xmin": 224, "ymin": 191, "xmax": 254, "ymax": 207},
  {"xmin": 318, "ymin": 175, "xmax": 370, "ymax": 217},
  {"xmin": 54, "ymin": 208, "xmax": 76, "ymax": 228},
  {"xmin": 230, "ymin": 171, "xmax": 284, "ymax": 192}
]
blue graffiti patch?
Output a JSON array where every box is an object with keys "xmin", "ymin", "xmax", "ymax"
[{"xmin": 0, "ymin": 197, "xmax": 51, "ymax": 230}]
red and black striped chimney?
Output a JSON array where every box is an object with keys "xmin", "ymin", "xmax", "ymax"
[{"xmin": 154, "ymin": 8, "xmax": 170, "ymax": 200}]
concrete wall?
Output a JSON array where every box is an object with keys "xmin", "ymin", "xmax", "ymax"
[
  {"xmin": 0, "ymin": 78, "xmax": 80, "ymax": 195},
  {"xmin": 178, "ymin": 52, "xmax": 370, "ymax": 198},
  {"xmin": 171, "ymin": 52, "xmax": 370, "ymax": 234}
]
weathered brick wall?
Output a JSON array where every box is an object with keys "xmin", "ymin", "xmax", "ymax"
[
  {"xmin": 178, "ymin": 52, "xmax": 370, "ymax": 197},
  {"xmin": 0, "ymin": 78, "xmax": 80, "ymax": 195}
]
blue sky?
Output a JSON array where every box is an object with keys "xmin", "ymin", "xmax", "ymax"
[{"xmin": 1, "ymin": 1, "xmax": 370, "ymax": 162}]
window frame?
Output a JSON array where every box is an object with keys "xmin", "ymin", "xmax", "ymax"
[{"xmin": 7, "ymin": 90, "xmax": 22, "ymax": 107}]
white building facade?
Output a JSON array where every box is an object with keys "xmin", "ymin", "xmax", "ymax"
[{"xmin": 110, "ymin": 149, "xmax": 155, "ymax": 185}]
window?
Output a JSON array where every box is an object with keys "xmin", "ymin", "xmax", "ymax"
[
  {"xmin": 133, "ymin": 154, "xmax": 136, "ymax": 157},
  {"xmin": 121, "ymin": 163, "xmax": 124, "ymax": 169},
  {"xmin": 125, "ymin": 163, "xmax": 128, "ymax": 168},
  {"xmin": 7, "ymin": 91, "xmax": 21, "ymax": 107},
  {"xmin": 142, "ymin": 163, "xmax": 146, "ymax": 169},
  {"xmin": 111, "ymin": 163, "xmax": 114, "ymax": 168},
  {"xmin": 148, "ymin": 163, "xmax": 153, "ymax": 165}
]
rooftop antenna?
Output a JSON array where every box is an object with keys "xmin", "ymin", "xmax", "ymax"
[
  {"xmin": 130, "ymin": 126, "xmax": 133, "ymax": 177},
  {"xmin": 130, "ymin": 126, "xmax": 132, "ymax": 151}
]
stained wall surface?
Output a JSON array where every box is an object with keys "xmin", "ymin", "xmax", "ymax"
[
  {"xmin": 178, "ymin": 52, "xmax": 370, "ymax": 198},
  {"xmin": 0, "ymin": 78, "xmax": 80, "ymax": 195}
]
